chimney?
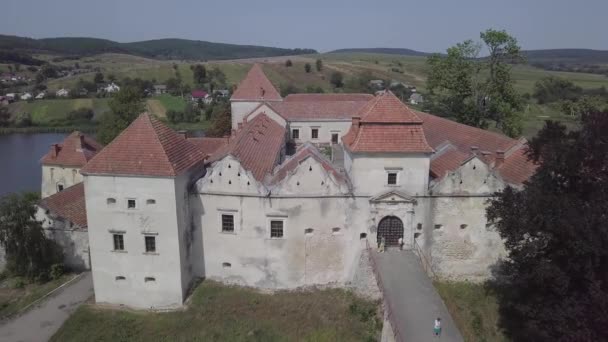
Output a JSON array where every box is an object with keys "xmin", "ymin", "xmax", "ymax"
[
  {"xmin": 237, "ymin": 122, "xmax": 243, "ymax": 130},
  {"xmin": 470, "ymin": 146, "xmax": 479, "ymax": 156},
  {"xmin": 51, "ymin": 144, "xmax": 60, "ymax": 158},
  {"xmin": 495, "ymin": 150, "xmax": 505, "ymax": 167},
  {"xmin": 177, "ymin": 130, "xmax": 188, "ymax": 139},
  {"xmin": 352, "ymin": 116, "xmax": 361, "ymax": 134},
  {"xmin": 76, "ymin": 133, "xmax": 85, "ymax": 151}
]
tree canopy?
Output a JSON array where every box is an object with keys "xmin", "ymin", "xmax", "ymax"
[
  {"xmin": 426, "ymin": 29, "xmax": 524, "ymax": 137},
  {"xmin": 487, "ymin": 112, "xmax": 608, "ymax": 341},
  {"xmin": 97, "ymin": 85, "xmax": 145, "ymax": 145}
]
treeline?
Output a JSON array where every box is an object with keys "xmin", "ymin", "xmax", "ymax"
[
  {"xmin": 531, "ymin": 62, "xmax": 608, "ymax": 76},
  {"xmin": 533, "ymin": 76, "xmax": 608, "ymax": 116},
  {"xmin": 0, "ymin": 50, "xmax": 45, "ymax": 66}
]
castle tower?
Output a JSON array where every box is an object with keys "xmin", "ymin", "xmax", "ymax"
[{"xmin": 230, "ymin": 64, "xmax": 282, "ymax": 129}]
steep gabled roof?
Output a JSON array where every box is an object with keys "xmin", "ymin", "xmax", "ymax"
[
  {"xmin": 210, "ymin": 113, "xmax": 285, "ymax": 181},
  {"xmin": 231, "ymin": 64, "xmax": 282, "ymax": 101},
  {"xmin": 342, "ymin": 92, "xmax": 433, "ymax": 153},
  {"xmin": 270, "ymin": 143, "xmax": 346, "ymax": 185},
  {"xmin": 39, "ymin": 183, "xmax": 87, "ymax": 229},
  {"xmin": 40, "ymin": 131, "xmax": 102, "ymax": 167},
  {"xmin": 81, "ymin": 113, "xmax": 206, "ymax": 177}
]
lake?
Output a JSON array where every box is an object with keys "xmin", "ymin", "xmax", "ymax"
[{"xmin": 0, "ymin": 133, "xmax": 67, "ymax": 197}]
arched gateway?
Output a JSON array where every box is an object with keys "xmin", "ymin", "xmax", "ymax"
[{"xmin": 377, "ymin": 216, "xmax": 404, "ymax": 247}]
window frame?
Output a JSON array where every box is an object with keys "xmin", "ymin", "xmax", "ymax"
[
  {"xmin": 311, "ymin": 128, "xmax": 319, "ymax": 140},
  {"xmin": 113, "ymin": 233, "xmax": 125, "ymax": 251},
  {"xmin": 291, "ymin": 128, "xmax": 300, "ymax": 140},
  {"xmin": 387, "ymin": 172, "xmax": 398, "ymax": 186},
  {"xmin": 269, "ymin": 219, "xmax": 285, "ymax": 239},
  {"xmin": 127, "ymin": 198, "xmax": 137, "ymax": 209},
  {"xmin": 144, "ymin": 235, "xmax": 156, "ymax": 253},
  {"xmin": 221, "ymin": 213, "xmax": 235, "ymax": 233},
  {"xmin": 57, "ymin": 183, "xmax": 64, "ymax": 192}
]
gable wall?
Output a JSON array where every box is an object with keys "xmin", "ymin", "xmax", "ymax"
[{"xmin": 41, "ymin": 165, "xmax": 83, "ymax": 198}]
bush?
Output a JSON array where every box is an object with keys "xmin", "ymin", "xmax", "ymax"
[
  {"xmin": 67, "ymin": 108, "xmax": 94, "ymax": 122},
  {"xmin": 12, "ymin": 278, "xmax": 25, "ymax": 289},
  {"xmin": 50, "ymin": 264, "xmax": 64, "ymax": 280}
]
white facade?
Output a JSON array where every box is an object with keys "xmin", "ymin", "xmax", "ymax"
[
  {"xmin": 41, "ymin": 165, "xmax": 83, "ymax": 198},
  {"xmin": 288, "ymin": 120, "xmax": 351, "ymax": 144}
]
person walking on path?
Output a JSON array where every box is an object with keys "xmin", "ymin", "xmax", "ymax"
[{"xmin": 434, "ymin": 317, "xmax": 442, "ymax": 337}]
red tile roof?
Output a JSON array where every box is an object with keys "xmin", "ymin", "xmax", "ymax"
[
  {"xmin": 342, "ymin": 92, "xmax": 433, "ymax": 153},
  {"xmin": 285, "ymin": 93, "xmax": 374, "ymax": 102},
  {"xmin": 187, "ymin": 137, "xmax": 229, "ymax": 158},
  {"xmin": 40, "ymin": 131, "xmax": 102, "ymax": 167},
  {"xmin": 231, "ymin": 64, "xmax": 282, "ymax": 101},
  {"xmin": 81, "ymin": 113, "xmax": 206, "ymax": 177},
  {"xmin": 39, "ymin": 183, "xmax": 87, "ymax": 229},
  {"xmin": 270, "ymin": 100, "xmax": 370, "ymax": 120},
  {"xmin": 191, "ymin": 90, "xmax": 208, "ymax": 98},
  {"xmin": 430, "ymin": 147, "xmax": 470, "ymax": 179},
  {"xmin": 270, "ymin": 143, "xmax": 346, "ymax": 185},
  {"xmin": 210, "ymin": 113, "xmax": 285, "ymax": 181},
  {"xmin": 496, "ymin": 147, "xmax": 537, "ymax": 185}
]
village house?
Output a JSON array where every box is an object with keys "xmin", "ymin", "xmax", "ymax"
[
  {"xmin": 191, "ymin": 89, "xmax": 211, "ymax": 104},
  {"xmin": 103, "ymin": 82, "xmax": 120, "ymax": 93},
  {"xmin": 154, "ymin": 84, "xmax": 167, "ymax": 95},
  {"xmin": 409, "ymin": 93, "xmax": 424, "ymax": 105},
  {"xmin": 35, "ymin": 92, "xmax": 46, "ymax": 100},
  {"xmin": 27, "ymin": 64, "xmax": 536, "ymax": 310},
  {"xmin": 20, "ymin": 92, "xmax": 32, "ymax": 101},
  {"xmin": 56, "ymin": 88, "xmax": 70, "ymax": 97}
]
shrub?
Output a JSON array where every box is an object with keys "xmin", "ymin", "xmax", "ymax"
[{"xmin": 50, "ymin": 264, "xmax": 65, "ymax": 280}]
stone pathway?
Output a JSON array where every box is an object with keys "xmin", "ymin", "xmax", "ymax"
[
  {"xmin": 0, "ymin": 272, "xmax": 93, "ymax": 342},
  {"xmin": 373, "ymin": 250, "xmax": 463, "ymax": 342}
]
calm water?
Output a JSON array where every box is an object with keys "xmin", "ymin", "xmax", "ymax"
[{"xmin": 0, "ymin": 133, "xmax": 67, "ymax": 197}]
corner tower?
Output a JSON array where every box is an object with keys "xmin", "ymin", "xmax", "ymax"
[{"xmin": 230, "ymin": 64, "xmax": 282, "ymax": 129}]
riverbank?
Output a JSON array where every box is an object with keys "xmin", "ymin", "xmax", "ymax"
[{"xmin": 0, "ymin": 126, "xmax": 97, "ymax": 135}]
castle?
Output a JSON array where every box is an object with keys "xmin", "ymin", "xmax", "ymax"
[{"xmin": 34, "ymin": 64, "xmax": 536, "ymax": 309}]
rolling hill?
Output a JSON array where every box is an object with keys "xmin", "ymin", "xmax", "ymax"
[
  {"xmin": 0, "ymin": 34, "xmax": 318, "ymax": 61},
  {"xmin": 329, "ymin": 48, "xmax": 432, "ymax": 57}
]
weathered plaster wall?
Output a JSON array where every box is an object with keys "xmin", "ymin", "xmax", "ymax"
[
  {"xmin": 36, "ymin": 206, "xmax": 90, "ymax": 270},
  {"xmin": 245, "ymin": 104, "xmax": 287, "ymax": 127},
  {"xmin": 84, "ymin": 175, "xmax": 188, "ymax": 309},
  {"xmin": 288, "ymin": 120, "xmax": 351, "ymax": 144},
  {"xmin": 41, "ymin": 165, "xmax": 83, "ymax": 198}
]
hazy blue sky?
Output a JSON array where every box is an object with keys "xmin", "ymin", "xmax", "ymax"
[{"xmin": 2, "ymin": 0, "xmax": 607, "ymax": 52}]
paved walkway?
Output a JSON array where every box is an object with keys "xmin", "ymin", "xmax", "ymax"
[
  {"xmin": 0, "ymin": 272, "xmax": 93, "ymax": 342},
  {"xmin": 373, "ymin": 250, "xmax": 463, "ymax": 342}
]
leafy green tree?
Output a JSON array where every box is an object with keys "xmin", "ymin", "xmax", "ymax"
[
  {"xmin": 487, "ymin": 113, "xmax": 608, "ymax": 341},
  {"xmin": 304, "ymin": 63, "xmax": 312, "ymax": 73},
  {"xmin": 285, "ymin": 59, "xmax": 293, "ymax": 67},
  {"xmin": 0, "ymin": 192, "xmax": 62, "ymax": 280},
  {"xmin": 192, "ymin": 64, "xmax": 207, "ymax": 86},
  {"xmin": 107, "ymin": 74, "xmax": 116, "ymax": 82},
  {"xmin": 280, "ymin": 84, "xmax": 300, "ymax": 97},
  {"xmin": 316, "ymin": 59, "xmax": 323, "ymax": 72},
  {"xmin": 97, "ymin": 85, "xmax": 144, "ymax": 145},
  {"xmin": 561, "ymin": 95, "xmax": 607, "ymax": 117},
  {"xmin": 330, "ymin": 71, "xmax": 344, "ymax": 88},
  {"xmin": 206, "ymin": 102, "xmax": 231, "ymax": 137},
  {"xmin": 166, "ymin": 78, "xmax": 183, "ymax": 96},
  {"xmin": 344, "ymin": 71, "xmax": 374, "ymax": 93},
  {"xmin": 533, "ymin": 76, "xmax": 582, "ymax": 104},
  {"xmin": 94, "ymin": 72, "xmax": 104, "ymax": 84},
  {"xmin": 305, "ymin": 85, "xmax": 324, "ymax": 93},
  {"xmin": 426, "ymin": 29, "xmax": 524, "ymax": 137}
]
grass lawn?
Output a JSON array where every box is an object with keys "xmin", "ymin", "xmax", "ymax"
[
  {"xmin": 7, "ymin": 98, "xmax": 111, "ymax": 125},
  {"xmin": 51, "ymin": 280, "xmax": 382, "ymax": 342},
  {"xmin": 0, "ymin": 273, "xmax": 74, "ymax": 319},
  {"xmin": 434, "ymin": 281, "xmax": 508, "ymax": 342}
]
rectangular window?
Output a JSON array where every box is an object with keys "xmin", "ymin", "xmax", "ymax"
[
  {"xmin": 292, "ymin": 129, "xmax": 299, "ymax": 139},
  {"xmin": 113, "ymin": 234, "xmax": 124, "ymax": 251},
  {"xmin": 270, "ymin": 220, "xmax": 284, "ymax": 238},
  {"xmin": 127, "ymin": 199, "xmax": 136, "ymax": 209},
  {"xmin": 311, "ymin": 128, "xmax": 319, "ymax": 139},
  {"xmin": 145, "ymin": 236, "xmax": 156, "ymax": 253},
  {"xmin": 221, "ymin": 214, "xmax": 234, "ymax": 232},
  {"xmin": 331, "ymin": 133, "xmax": 339, "ymax": 144},
  {"xmin": 387, "ymin": 172, "xmax": 398, "ymax": 185}
]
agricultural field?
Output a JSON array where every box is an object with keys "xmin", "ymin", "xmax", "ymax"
[
  {"xmin": 7, "ymin": 98, "xmax": 111, "ymax": 125},
  {"xmin": 51, "ymin": 280, "xmax": 381, "ymax": 342}
]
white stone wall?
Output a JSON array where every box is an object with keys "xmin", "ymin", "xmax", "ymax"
[
  {"xmin": 231, "ymin": 101, "xmax": 262, "ymax": 129},
  {"xmin": 84, "ymin": 175, "xmax": 189, "ymax": 309},
  {"xmin": 41, "ymin": 165, "xmax": 83, "ymax": 198},
  {"xmin": 347, "ymin": 151, "xmax": 430, "ymax": 197},
  {"xmin": 288, "ymin": 120, "xmax": 351, "ymax": 144},
  {"xmin": 36, "ymin": 206, "xmax": 90, "ymax": 270},
  {"xmin": 244, "ymin": 104, "xmax": 287, "ymax": 128}
]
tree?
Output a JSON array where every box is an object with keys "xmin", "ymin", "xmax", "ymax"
[
  {"xmin": 330, "ymin": 72, "xmax": 344, "ymax": 88},
  {"xmin": 487, "ymin": 113, "xmax": 608, "ymax": 341},
  {"xmin": 0, "ymin": 106, "xmax": 10, "ymax": 127},
  {"xmin": 0, "ymin": 192, "xmax": 62, "ymax": 280},
  {"xmin": 206, "ymin": 102, "xmax": 231, "ymax": 137},
  {"xmin": 107, "ymin": 74, "xmax": 116, "ymax": 83},
  {"xmin": 285, "ymin": 60, "xmax": 293, "ymax": 67},
  {"xmin": 165, "ymin": 78, "xmax": 183, "ymax": 96},
  {"xmin": 316, "ymin": 59, "xmax": 323, "ymax": 72},
  {"xmin": 192, "ymin": 64, "xmax": 207, "ymax": 86},
  {"xmin": 280, "ymin": 84, "xmax": 300, "ymax": 97},
  {"xmin": 94, "ymin": 72, "xmax": 104, "ymax": 84},
  {"xmin": 304, "ymin": 63, "xmax": 312, "ymax": 73},
  {"xmin": 561, "ymin": 95, "xmax": 607, "ymax": 118},
  {"xmin": 533, "ymin": 76, "xmax": 583, "ymax": 104},
  {"xmin": 426, "ymin": 29, "xmax": 524, "ymax": 137},
  {"xmin": 97, "ymin": 85, "xmax": 144, "ymax": 145}
]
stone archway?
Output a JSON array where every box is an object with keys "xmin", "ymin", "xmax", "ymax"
[{"xmin": 377, "ymin": 216, "xmax": 404, "ymax": 247}]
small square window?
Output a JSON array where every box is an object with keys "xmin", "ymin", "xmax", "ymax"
[
  {"xmin": 270, "ymin": 220, "xmax": 284, "ymax": 238},
  {"xmin": 113, "ymin": 234, "xmax": 124, "ymax": 251},
  {"xmin": 127, "ymin": 199, "xmax": 136, "ymax": 209},
  {"xmin": 107, "ymin": 198, "xmax": 116, "ymax": 205},
  {"xmin": 222, "ymin": 214, "xmax": 234, "ymax": 232},
  {"xmin": 387, "ymin": 172, "xmax": 397, "ymax": 185},
  {"xmin": 57, "ymin": 184, "xmax": 64, "ymax": 192},
  {"xmin": 292, "ymin": 129, "xmax": 299, "ymax": 139},
  {"xmin": 311, "ymin": 128, "xmax": 319, "ymax": 139},
  {"xmin": 145, "ymin": 236, "xmax": 156, "ymax": 253}
]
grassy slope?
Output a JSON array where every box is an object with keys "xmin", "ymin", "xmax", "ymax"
[
  {"xmin": 0, "ymin": 274, "xmax": 73, "ymax": 319},
  {"xmin": 51, "ymin": 280, "xmax": 381, "ymax": 342},
  {"xmin": 7, "ymin": 98, "xmax": 111, "ymax": 124},
  {"xmin": 434, "ymin": 281, "xmax": 508, "ymax": 342}
]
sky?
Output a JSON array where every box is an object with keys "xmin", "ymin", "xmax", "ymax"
[{"xmin": 2, "ymin": 0, "xmax": 607, "ymax": 52}]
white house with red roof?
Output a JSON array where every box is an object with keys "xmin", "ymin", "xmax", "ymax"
[{"xmin": 18, "ymin": 64, "xmax": 539, "ymax": 309}]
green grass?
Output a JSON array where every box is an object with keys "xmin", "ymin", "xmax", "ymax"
[
  {"xmin": 51, "ymin": 280, "xmax": 382, "ymax": 342},
  {"xmin": 156, "ymin": 94, "xmax": 187, "ymax": 112},
  {"xmin": 0, "ymin": 274, "xmax": 74, "ymax": 319},
  {"xmin": 7, "ymin": 98, "xmax": 111, "ymax": 125},
  {"xmin": 434, "ymin": 281, "xmax": 508, "ymax": 342}
]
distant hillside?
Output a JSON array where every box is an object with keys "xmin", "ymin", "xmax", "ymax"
[
  {"xmin": 328, "ymin": 48, "xmax": 432, "ymax": 57},
  {"xmin": 0, "ymin": 35, "xmax": 318, "ymax": 61},
  {"xmin": 523, "ymin": 49, "xmax": 608, "ymax": 65}
]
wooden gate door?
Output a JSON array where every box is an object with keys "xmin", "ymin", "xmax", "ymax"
[{"xmin": 377, "ymin": 216, "xmax": 404, "ymax": 247}]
